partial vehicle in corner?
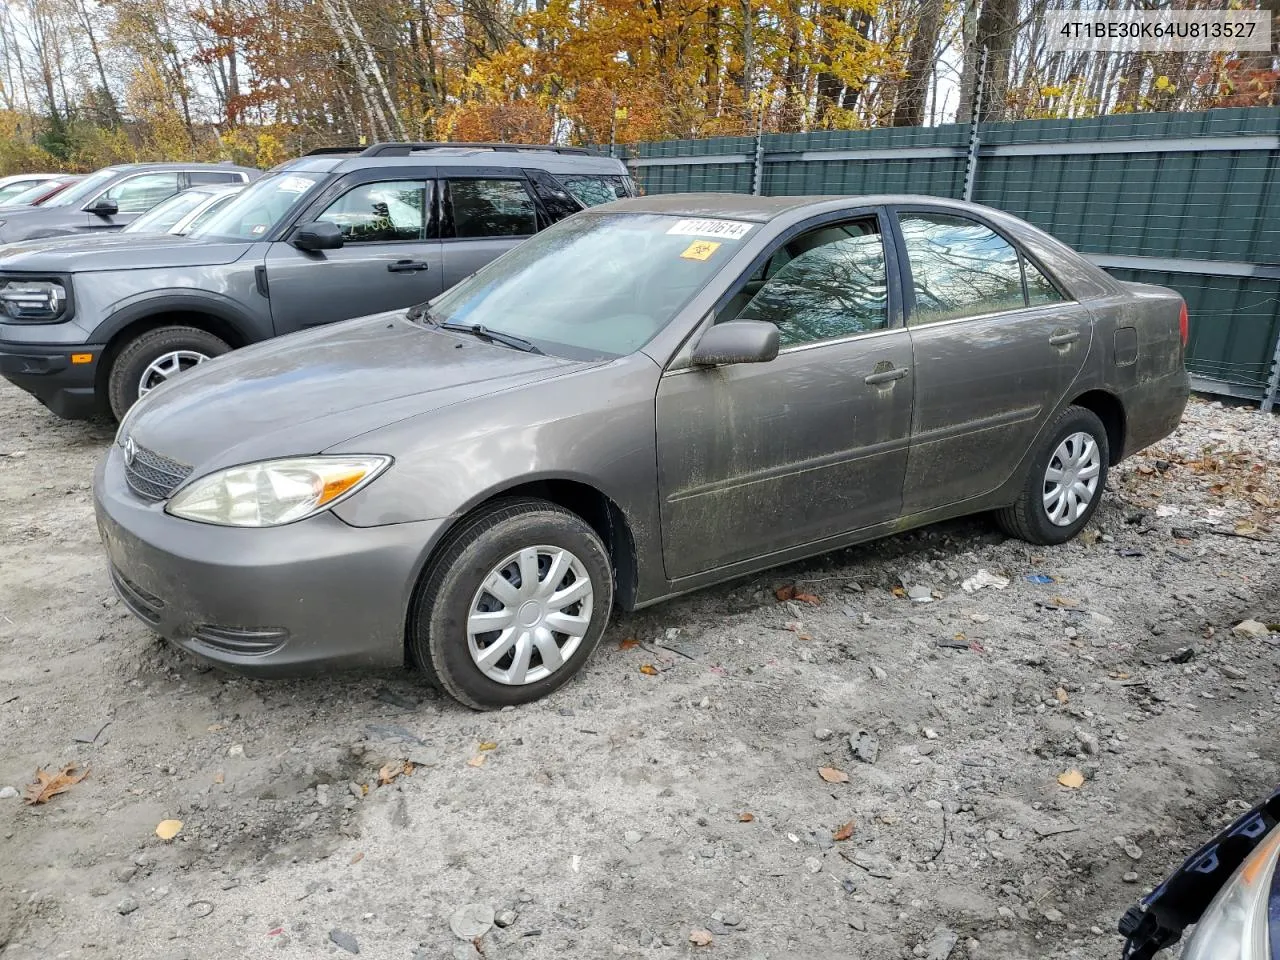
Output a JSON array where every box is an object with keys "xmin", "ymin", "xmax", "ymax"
[{"xmin": 95, "ymin": 193, "xmax": 1190, "ymax": 710}]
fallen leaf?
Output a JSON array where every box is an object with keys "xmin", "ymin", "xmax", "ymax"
[
  {"xmin": 402, "ymin": 762, "xmax": 415, "ymax": 777},
  {"xmin": 155, "ymin": 819, "xmax": 183, "ymax": 841},
  {"xmin": 23, "ymin": 765, "xmax": 89, "ymax": 805},
  {"xmin": 738, "ymin": 812, "xmax": 754, "ymax": 823},
  {"xmin": 378, "ymin": 760, "xmax": 407, "ymax": 785},
  {"xmin": 350, "ymin": 852, "xmax": 364, "ymax": 864},
  {"xmin": 478, "ymin": 741, "xmax": 498, "ymax": 752},
  {"xmin": 1058, "ymin": 769, "xmax": 1085, "ymax": 789},
  {"xmin": 833, "ymin": 821, "xmax": 855, "ymax": 841},
  {"xmin": 639, "ymin": 664, "xmax": 659, "ymax": 676},
  {"xmin": 1235, "ymin": 519, "xmax": 1259, "ymax": 535},
  {"xmin": 1055, "ymin": 687, "xmax": 1069, "ymax": 704},
  {"xmin": 797, "ymin": 631, "xmax": 814, "ymax": 642},
  {"xmin": 619, "ymin": 638, "xmax": 640, "ymax": 650},
  {"xmin": 466, "ymin": 754, "xmax": 486, "ymax": 768},
  {"xmin": 775, "ymin": 585, "xmax": 797, "ymax": 602},
  {"xmin": 891, "ymin": 586, "xmax": 907, "ymax": 598},
  {"xmin": 794, "ymin": 592, "xmax": 820, "ymax": 605},
  {"xmin": 818, "ymin": 766, "xmax": 850, "ymax": 784},
  {"xmin": 213, "ymin": 771, "xmax": 225, "ymax": 785},
  {"xmin": 206, "ymin": 723, "xmax": 225, "ymax": 733},
  {"xmin": 689, "ymin": 929, "xmax": 714, "ymax": 946},
  {"xmin": 1109, "ymin": 672, "xmax": 1131, "ymax": 681}
]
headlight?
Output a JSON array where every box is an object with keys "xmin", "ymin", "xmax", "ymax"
[
  {"xmin": 1181, "ymin": 827, "xmax": 1279, "ymax": 960},
  {"xmin": 0, "ymin": 278, "xmax": 67, "ymax": 321},
  {"xmin": 166, "ymin": 456, "xmax": 390, "ymax": 527}
]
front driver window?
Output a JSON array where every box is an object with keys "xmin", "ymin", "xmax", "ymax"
[
  {"xmin": 723, "ymin": 218, "xmax": 888, "ymax": 348},
  {"xmin": 102, "ymin": 173, "xmax": 182, "ymax": 214},
  {"xmin": 316, "ymin": 180, "xmax": 428, "ymax": 243}
]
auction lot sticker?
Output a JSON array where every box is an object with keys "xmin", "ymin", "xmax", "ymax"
[{"xmin": 667, "ymin": 218, "xmax": 754, "ymax": 240}]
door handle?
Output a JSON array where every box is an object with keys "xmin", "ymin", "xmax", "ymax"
[
  {"xmin": 388, "ymin": 260, "xmax": 430, "ymax": 273},
  {"xmin": 1048, "ymin": 331, "xmax": 1079, "ymax": 346},
  {"xmin": 864, "ymin": 367, "xmax": 909, "ymax": 385}
]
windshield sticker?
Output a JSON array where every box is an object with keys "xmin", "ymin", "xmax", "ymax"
[
  {"xmin": 278, "ymin": 176, "xmax": 315, "ymax": 194},
  {"xmin": 680, "ymin": 240, "xmax": 721, "ymax": 261},
  {"xmin": 250, "ymin": 223, "xmax": 268, "ymax": 235},
  {"xmin": 666, "ymin": 218, "xmax": 753, "ymax": 240}
]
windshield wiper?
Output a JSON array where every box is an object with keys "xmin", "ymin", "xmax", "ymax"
[{"xmin": 435, "ymin": 321, "xmax": 543, "ymax": 354}]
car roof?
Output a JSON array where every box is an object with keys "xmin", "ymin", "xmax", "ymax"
[
  {"xmin": 276, "ymin": 144, "xmax": 629, "ymax": 177},
  {"xmin": 107, "ymin": 162, "xmax": 260, "ymax": 174},
  {"xmin": 604, "ymin": 193, "xmax": 1013, "ymax": 222}
]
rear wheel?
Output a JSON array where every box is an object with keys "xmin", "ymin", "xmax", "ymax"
[
  {"xmin": 409, "ymin": 498, "xmax": 614, "ymax": 710},
  {"xmin": 107, "ymin": 325, "xmax": 229, "ymax": 420},
  {"xmin": 996, "ymin": 405, "xmax": 1110, "ymax": 545}
]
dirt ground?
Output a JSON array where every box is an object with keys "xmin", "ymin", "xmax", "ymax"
[{"xmin": 1, "ymin": 379, "xmax": 1278, "ymax": 960}]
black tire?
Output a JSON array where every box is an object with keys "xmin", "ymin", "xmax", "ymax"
[
  {"xmin": 408, "ymin": 497, "xmax": 615, "ymax": 710},
  {"xmin": 995, "ymin": 405, "xmax": 1110, "ymax": 545},
  {"xmin": 107, "ymin": 326, "xmax": 230, "ymax": 420}
]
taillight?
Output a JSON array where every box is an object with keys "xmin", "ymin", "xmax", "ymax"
[{"xmin": 1178, "ymin": 301, "xmax": 1189, "ymax": 346}]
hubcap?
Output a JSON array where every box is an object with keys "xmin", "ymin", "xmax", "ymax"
[
  {"xmin": 1043, "ymin": 431, "xmax": 1101, "ymax": 527},
  {"xmin": 138, "ymin": 350, "xmax": 210, "ymax": 398},
  {"xmin": 467, "ymin": 545, "xmax": 593, "ymax": 686}
]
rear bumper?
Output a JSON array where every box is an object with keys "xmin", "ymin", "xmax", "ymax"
[
  {"xmin": 0, "ymin": 340, "xmax": 102, "ymax": 419},
  {"xmin": 93, "ymin": 444, "xmax": 445, "ymax": 675}
]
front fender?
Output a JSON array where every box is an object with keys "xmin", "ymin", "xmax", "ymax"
[{"xmin": 88, "ymin": 289, "xmax": 270, "ymax": 346}]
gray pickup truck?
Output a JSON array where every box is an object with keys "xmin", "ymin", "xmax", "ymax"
[{"xmin": 0, "ymin": 143, "xmax": 633, "ymax": 420}]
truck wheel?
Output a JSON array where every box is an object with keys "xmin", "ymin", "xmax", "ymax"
[
  {"xmin": 408, "ymin": 497, "xmax": 614, "ymax": 710},
  {"xmin": 107, "ymin": 326, "xmax": 229, "ymax": 420},
  {"xmin": 995, "ymin": 405, "xmax": 1110, "ymax": 545}
]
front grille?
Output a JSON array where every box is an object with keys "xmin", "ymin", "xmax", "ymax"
[
  {"xmin": 110, "ymin": 566, "xmax": 164, "ymax": 625},
  {"xmin": 191, "ymin": 624, "xmax": 288, "ymax": 656},
  {"xmin": 124, "ymin": 444, "xmax": 192, "ymax": 501}
]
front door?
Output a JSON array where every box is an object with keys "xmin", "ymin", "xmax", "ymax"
[
  {"xmin": 655, "ymin": 212, "xmax": 915, "ymax": 580},
  {"xmin": 894, "ymin": 209, "xmax": 1094, "ymax": 514},
  {"xmin": 438, "ymin": 174, "xmax": 540, "ymax": 291},
  {"xmin": 265, "ymin": 176, "xmax": 442, "ymax": 335}
]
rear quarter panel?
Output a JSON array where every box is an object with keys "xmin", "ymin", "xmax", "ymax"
[{"xmin": 1079, "ymin": 281, "xmax": 1189, "ymax": 459}]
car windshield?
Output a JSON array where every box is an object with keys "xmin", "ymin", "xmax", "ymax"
[
  {"xmin": 42, "ymin": 167, "xmax": 120, "ymax": 207},
  {"xmin": 189, "ymin": 171, "xmax": 323, "ymax": 241},
  {"xmin": 0, "ymin": 180, "xmax": 48, "ymax": 204},
  {"xmin": 6, "ymin": 180, "xmax": 70, "ymax": 205},
  {"xmin": 426, "ymin": 212, "xmax": 754, "ymax": 359},
  {"xmin": 179, "ymin": 191, "xmax": 239, "ymax": 234},
  {"xmin": 123, "ymin": 190, "xmax": 211, "ymax": 234}
]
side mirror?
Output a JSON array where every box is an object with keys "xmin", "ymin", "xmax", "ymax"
[
  {"xmin": 86, "ymin": 197, "xmax": 118, "ymax": 217},
  {"xmin": 291, "ymin": 221, "xmax": 344, "ymax": 251},
  {"xmin": 691, "ymin": 320, "xmax": 779, "ymax": 367}
]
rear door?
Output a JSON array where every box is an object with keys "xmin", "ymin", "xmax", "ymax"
[
  {"xmin": 263, "ymin": 167, "xmax": 443, "ymax": 335},
  {"xmin": 894, "ymin": 207, "xmax": 1093, "ymax": 514},
  {"xmin": 438, "ymin": 170, "xmax": 539, "ymax": 291}
]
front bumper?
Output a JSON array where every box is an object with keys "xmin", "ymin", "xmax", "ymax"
[
  {"xmin": 0, "ymin": 339, "xmax": 103, "ymax": 419},
  {"xmin": 93, "ymin": 444, "xmax": 446, "ymax": 674}
]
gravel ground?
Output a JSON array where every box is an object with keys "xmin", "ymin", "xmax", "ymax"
[{"xmin": 1, "ymin": 379, "xmax": 1278, "ymax": 960}]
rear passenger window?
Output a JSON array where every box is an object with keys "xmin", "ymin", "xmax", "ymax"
[
  {"xmin": 898, "ymin": 213, "xmax": 1025, "ymax": 324},
  {"xmin": 188, "ymin": 171, "xmax": 244, "ymax": 185},
  {"xmin": 447, "ymin": 180, "xmax": 537, "ymax": 238},
  {"xmin": 555, "ymin": 175, "xmax": 630, "ymax": 207},
  {"xmin": 317, "ymin": 180, "xmax": 428, "ymax": 243},
  {"xmin": 1025, "ymin": 258, "xmax": 1064, "ymax": 306}
]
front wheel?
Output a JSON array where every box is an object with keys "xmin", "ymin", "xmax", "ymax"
[
  {"xmin": 107, "ymin": 325, "xmax": 229, "ymax": 420},
  {"xmin": 996, "ymin": 405, "xmax": 1110, "ymax": 545},
  {"xmin": 409, "ymin": 498, "xmax": 615, "ymax": 710}
]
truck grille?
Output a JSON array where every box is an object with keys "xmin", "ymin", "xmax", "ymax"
[{"xmin": 124, "ymin": 444, "xmax": 192, "ymax": 501}]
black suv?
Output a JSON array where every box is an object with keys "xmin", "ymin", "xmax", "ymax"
[{"xmin": 0, "ymin": 143, "xmax": 634, "ymax": 419}]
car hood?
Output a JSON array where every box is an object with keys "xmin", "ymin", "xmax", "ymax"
[
  {"xmin": 0, "ymin": 233, "xmax": 250, "ymax": 271},
  {"xmin": 124, "ymin": 311, "xmax": 590, "ymax": 471}
]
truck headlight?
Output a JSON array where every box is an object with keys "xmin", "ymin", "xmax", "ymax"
[
  {"xmin": 166, "ymin": 456, "xmax": 391, "ymax": 526},
  {"xmin": 0, "ymin": 279, "xmax": 68, "ymax": 321},
  {"xmin": 1181, "ymin": 827, "xmax": 1279, "ymax": 960}
]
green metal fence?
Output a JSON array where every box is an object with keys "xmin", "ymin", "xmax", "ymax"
[{"xmin": 613, "ymin": 107, "xmax": 1280, "ymax": 409}]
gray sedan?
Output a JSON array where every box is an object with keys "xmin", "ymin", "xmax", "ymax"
[{"xmin": 95, "ymin": 194, "xmax": 1189, "ymax": 709}]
